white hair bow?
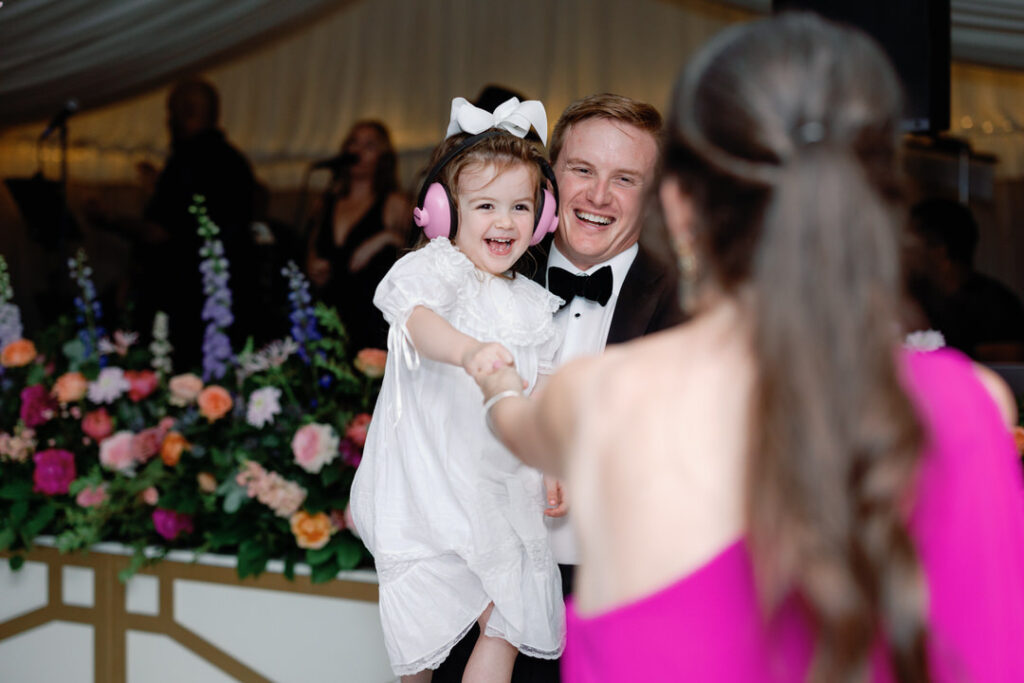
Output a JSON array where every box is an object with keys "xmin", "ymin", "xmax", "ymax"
[{"xmin": 445, "ymin": 96, "xmax": 548, "ymax": 146}]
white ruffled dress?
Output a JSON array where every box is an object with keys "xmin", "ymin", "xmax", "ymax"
[{"xmin": 349, "ymin": 238, "xmax": 566, "ymax": 675}]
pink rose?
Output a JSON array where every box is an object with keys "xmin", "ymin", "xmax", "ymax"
[
  {"xmin": 345, "ymin": 413, "xmax": 371, "ymax": 448},
  {"xmin": 329, "ymin": 508, "xmax": 348, "ymax": 531},
  {"xmin": 130, "ymin": 427, "xmax": 163, "ymax": 463},
  {"xmin": 140, "ymin": 487, "xmax": 159, "ymax": 505},
  {"xmin": 168, "ymin": 373, "xmax": 203, "ymax": 406},
  {"xmin": 76, "ymin": 484, "xmax": 109, "ymax": 508},
  {"xmin": 291, "ymin": 423, "xmax": 340, "ymax": 473},
  {"xmin": 82, "ymin": 408, "xmax": 114, "ymax": 442},
  {"xmin": 152, "ymin": 508, "xmax": 194, "ymax": 541},
  {"xmin": 20, "ymin": 384, "xmax": 57, "ymax": 428},
  {"xmin": 32, "ymin": 449, "xmax": 76, "ymax": 495},
  {"xmin": 339, "ymin": 438, "xmax": 362, "ymax": 468},
  {"xmin": 343, "ymin": 503, "xmax": 359, "ymax": 539},
  {"xmin": 125, "ymin": 369, "xmax": 159, "ymax": 402},
  {"xmin": 99, "ymin": 431, "xmax": 135, "ymax": 472}
]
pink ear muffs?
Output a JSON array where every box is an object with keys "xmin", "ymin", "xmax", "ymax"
[
  {"xmin": 413, "ymin": 182, "xmax": 453, "ymax": 240},
  {"xmin": 416, "ymin": 129, "xmax": 560, "ymax": 245},
  {"xmin": 415, "ymin": 183, "xmax": 558, "ymax": 245},
  {"xmin": 532, "ymin": 188, "xmax": 558, "ymax": 245}
]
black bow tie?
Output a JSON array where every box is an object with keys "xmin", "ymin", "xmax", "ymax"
[{"xmin": 547, "ymin": 265, "xmax": 613, "ymax": 307}]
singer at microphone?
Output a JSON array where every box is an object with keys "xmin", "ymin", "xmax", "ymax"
[
  {"xmin": 39, "ymin": 99, "xmax": 80, "ymax": 141},
  {"xmin": 305, "ymin": 120, "xmax": 412, "ymax": 353}
]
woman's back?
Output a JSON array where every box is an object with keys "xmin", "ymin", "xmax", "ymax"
[
  {"xmin": 563, "ymin": 344, "xmax": 1024, "ymax": 681},
  {"xmin": 565, "ymin": 297, "xmax": 754, "ymax": 615}
]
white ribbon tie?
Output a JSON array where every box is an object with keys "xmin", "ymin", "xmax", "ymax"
[{"xmin": 445, "ymin": 96, "xmax": 548, "ymax": 146}]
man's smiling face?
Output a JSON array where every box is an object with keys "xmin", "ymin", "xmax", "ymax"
[{"xmin": 553, "ymin": 117, "xmax": 659, "ymax": 271}]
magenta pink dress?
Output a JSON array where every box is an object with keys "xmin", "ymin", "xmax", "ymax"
[{"xmin": 564, "ymin": 349, "xmax": 1024, "ymax": 682}]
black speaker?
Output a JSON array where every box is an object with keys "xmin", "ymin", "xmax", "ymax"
[{"xmin": 774, "ymin": 0, "xmax": 951, "ymax": 133}]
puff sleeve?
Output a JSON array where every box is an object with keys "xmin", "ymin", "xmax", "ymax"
[{"xmin": 373, "ymin": 238, "xmax": 475, "ymax": 329}]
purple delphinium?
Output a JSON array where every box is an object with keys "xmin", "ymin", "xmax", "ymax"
[
  {"xmin": 0, "ymin": 255, "xmax": 22, "ymax": 350},
  {"xmin": 67, "ymin": 249, "xmax": 106, "ymax": 359},
  {"xmin": 193, "ymin": 196, "xmax": 234, "ymax": 381},
  {"xmin": 281, "ymin": 261, "xmax": 320, "ymax": 364}
]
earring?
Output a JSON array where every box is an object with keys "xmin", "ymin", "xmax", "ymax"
[{"xmin": 673, "ymin": 235, "xmax": 698, "ymax": 310}]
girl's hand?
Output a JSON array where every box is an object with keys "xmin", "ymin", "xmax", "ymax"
[
  {"xmin": 543, "ymin": 475, "xmax": 568, "ymax": 517},
  {"xmin": 476, "ymin": 364, "xmax": 527, "ymax": 402},
  {"xmin": 462, "ymin": 342, "xmax": 514, "ymax": 380}
]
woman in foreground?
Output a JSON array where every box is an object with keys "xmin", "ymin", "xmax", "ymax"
[{"xmin": 478, "ymin": 13, "xmax": 1024, "ymax": 682}]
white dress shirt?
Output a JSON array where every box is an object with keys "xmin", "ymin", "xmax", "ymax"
[{"xmin": 543, "ymin": 242, "xmax": 638, "ymax": 564}]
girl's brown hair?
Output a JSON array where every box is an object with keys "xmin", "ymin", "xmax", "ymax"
[{"xmin": 664, "ymin": 13, "xmax": 929, "ymax": 682}]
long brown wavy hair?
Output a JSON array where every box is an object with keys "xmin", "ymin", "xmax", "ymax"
[
  {"xmin": 334, "ymin": 120, "xmax": 399, "ymax": 198},
  {"xmin": 663, "ymin": 14, "xmax": 929, "ymax": 682}
]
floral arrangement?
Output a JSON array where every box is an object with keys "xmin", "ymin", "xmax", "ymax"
[{"xmin": 0, "ymin": 199, "xmax": 384, "ymax": 582}]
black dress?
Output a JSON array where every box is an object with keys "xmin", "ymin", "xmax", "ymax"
[{"xmin": 313, "ymin": 194, "xmax": 396, "ymax": 353}]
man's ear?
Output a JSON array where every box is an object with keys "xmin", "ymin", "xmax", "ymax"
[{"xmin": 659, "ymin": 177, "xmax": 695, "ymax": 245}]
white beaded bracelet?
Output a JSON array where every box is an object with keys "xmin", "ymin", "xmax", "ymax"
[{"xmin": 483, "ymin": 389, "xmax": 523, "ymax": 437}]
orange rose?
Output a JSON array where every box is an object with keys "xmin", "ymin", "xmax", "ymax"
[
  {"xmin": 197, "ymin": 472, "xmax": 218, "ymax": 493},
  {"xmin": 197, "ymin": 385, "xmax": 233, "ymax": 422},
  {"xmin": 354, "ymin": 348, "xmax": 387, "ymax": 378},
  {"xmin": 52, "ymin": 371, "xmax": 88, "ymax": 403},
  {"xmin": 1013, "ymin": 426, "xmax": 1024, "ymax": 456},
  {"xmin": 1, "ymin": 339, "xmax": 37, "ymax": 367},
  {"xmin": 289, "ymin": 510, "xmax": 334, "ymax": 550},
  {"xmin": 160, "ymin": 431, "xmax": 189, "ymax": 467}
]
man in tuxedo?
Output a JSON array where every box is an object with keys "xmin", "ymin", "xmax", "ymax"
[
  {"xmin": 542, "ymin": 93, "xmax": 683, "ymax": 353},
  {"xmin": 435, "ymin": 93, "xmax": 685, "ymax": 682}
]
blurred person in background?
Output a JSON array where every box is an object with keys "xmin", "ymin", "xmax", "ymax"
[
  {"xmin": 306, "ymin": 121, "xmax": 412, "ymax": 352},
  {"xmin": 89, "ymin": 78, "xmax": 258, "ymax": 372},
  {"xmin": 905, "ymin": 198, "xmax": 1024, "ymax": 361}
]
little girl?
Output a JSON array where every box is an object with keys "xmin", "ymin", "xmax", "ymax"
[{"xmin": 349, "ymin": 97, "xmax": 565, "ymax": 681}]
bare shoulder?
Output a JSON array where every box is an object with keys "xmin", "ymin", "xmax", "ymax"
[{"xmin": 551, "ymin": 328, "xmax": 690, "ymax": 429}]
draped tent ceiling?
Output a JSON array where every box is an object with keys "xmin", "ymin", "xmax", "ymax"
[{"xmin": 2, "ymin": 0, "xmax": 1024, "ymax": 188}]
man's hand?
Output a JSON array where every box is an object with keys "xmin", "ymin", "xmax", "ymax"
[
  {"xmin": 543, "ymin": 475, "xmax": 568, "ymax": 517},
  {"xmin": 349, "ymin": 231, "xmax": 403, "ymax": 273},
  {"xmin": 462, "ymin": 342, "xmax": 514, "ymax": 381}
]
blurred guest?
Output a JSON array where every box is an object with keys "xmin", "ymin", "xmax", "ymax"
[
  {"xmin": 906, "ymin": 198, "xmax": 1024, "ymax": 361},
  {"xmin": 139, "ymin": 78, "xmax": 257, "ymax": 372},
  {"xmin": 307, "ymin": 121, "xmax": 411, "ymax": 352},
  {"xmin": 478, "ymin": 13, "xmax": 1024, "ymax": 681}
]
